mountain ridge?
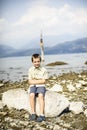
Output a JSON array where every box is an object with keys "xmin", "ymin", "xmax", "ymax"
[{"xmin": 0, "ymin": 37, "xmax": 87, "ymax": 58}]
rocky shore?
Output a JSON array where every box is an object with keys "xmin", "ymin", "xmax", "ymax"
[{"xmin": 0, "ymin": 71, "xmax": 87, "ymax": 130}]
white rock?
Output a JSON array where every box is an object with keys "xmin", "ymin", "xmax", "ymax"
[
  {"xmin": 79, "ymin": 80, "xmax": 87, "ymax": 85},
  {"xmin": 2, "ymin": 88, "xmax": 69, "ymax": 117},
  {"xmin": 2, "ymin": 89, "xmax": 30, "ymax": 111},
  {"xmin": 0, "ymin": 83, "xmax": 4, "ymax": 87},
  {"xmin": 0, "ymin": 101, "xmax": 4, "ymax": 109},
  {"xmin": 75, "ymin": 83, "xmax": 81, "ymax": 89},
  {"xmin": 53, "ymin": 125, "xmax": 61, "ymax": 130},
  {"xmin": 50, "ymin": 84, "xmax": 63, "ymax": 92},
  {"xmin": 61, "ymin": 80, "xmax": 66, "ymax": 84},
  {"xmin": 67, "ymin": 84, "xmax": 76, "ymax": 92},
  {"xmin": 84, "ymin": 109, "xmax": 87, "ymax": 117},
  {"xmin": 67, "ymin": 80, "xmax": 71, "ymax": 83},
  {"xmin": 69, "ymin": 101, "xmax": 84, "ymax": 114},
  {"xmin": 78, "ymin": 75, "xmax": 82, "ymax": 78},
  {"xmin": 83, "ymin": 87, "xmax": 87, "ymax": 91}
]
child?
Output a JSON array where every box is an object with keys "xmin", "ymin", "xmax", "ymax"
[{"xmin": 28, "ymin": 53, "xmax": 48, "ymax": 122}]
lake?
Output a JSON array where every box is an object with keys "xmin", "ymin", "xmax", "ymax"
[{"xmin": 0, "ymin": 53, "xmax": 87, "ymax": 82}]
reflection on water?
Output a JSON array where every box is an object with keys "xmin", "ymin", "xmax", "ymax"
[{"xmin": 0, "ymin": 53, "xmax": 87, "ymax": 82}]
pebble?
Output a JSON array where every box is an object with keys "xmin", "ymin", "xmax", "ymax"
[
  {"xmin": 0, "ymin": 83, "xmax": 4, "ymax": 87},
  {"xmin": 79, "ymin": 80, "xmax": 87, "ymax": 85},
  {"xmin": 75, "ymin": 83, "xmax": 81, "ymax": 89},
  {"xmin": 83, "ymin": 87, "xmax": 87, "ymax": 91},
  {"xmin": 84, "ymin": 109, "xmax": 87, "ymax": 117},
  {"xmin": 0, "ymin": 101, "xmax": 4, "ymax": 109},
  {"xmin": 0, "ymin": 71, "xmax": 87, "ymax": 130},
  {"xmin": 67, "ymin": 84, "xmax": 76, "ymax": 92},
  {"xmin": 53, "ymin": 125, "xmax": 61, "ymax": 130}
]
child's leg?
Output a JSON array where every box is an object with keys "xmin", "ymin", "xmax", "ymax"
[
  {"xmin": 30, "ymin": 93, "xmax": 35, "ymax": 114},
  {"xmin": 36, "ymin": 87, "xmax": 46, "ymax": 115},
  {"xmin": 29, "ymin": 86, "xmax": 36, "ymax": 114},
  {"xmin": 38, "ymin": 93, "xmax": 45, "ymax": 115}
]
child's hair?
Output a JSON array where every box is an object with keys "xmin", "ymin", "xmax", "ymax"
[{"xmin": 31, "ymin": 54, "xmax": 41, "ymax": 62}]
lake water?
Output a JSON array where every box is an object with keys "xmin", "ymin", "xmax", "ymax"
[{"xmin": 0, "ymin": 53, "xmax": 87, "ymax": 82}]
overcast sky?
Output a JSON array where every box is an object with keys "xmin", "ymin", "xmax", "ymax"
[{"xmin": 0, "ymin": 0, "xmax": 87, "ymax": 48}]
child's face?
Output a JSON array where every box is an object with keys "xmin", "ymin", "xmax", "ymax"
[{"xmin": 32, "ymin": 57, "xmax": 41, "ymax": 68}]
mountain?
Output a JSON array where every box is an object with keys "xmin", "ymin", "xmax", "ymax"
[
  {"xmin": 0, "ymin": 37, "xmax": 87, "ymax": 58},
  {"xmin": 44, "ymin": 37, "xmax": 87, "ymax": 54},
  {"xmin": 0, "ymin": 44, "xmax": 41, "ymax": 58},
  {"xmin": 0, "ymin": 44, "xmax": 16, "ymax": 57}
]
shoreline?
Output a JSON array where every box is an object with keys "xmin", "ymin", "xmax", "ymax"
[
  {"xmin": 0, "ymin": 70, "xmax": 87, "ymax": 129},
  {"xmin": 0, "ymin": 70, "xmax": 87, "ymax": 96}
]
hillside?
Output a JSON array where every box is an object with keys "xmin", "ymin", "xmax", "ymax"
[
  {"xmin": 0, "ymin": 44, "xmax": 16, "ymax": 57},
  {"xmin": 45, "ymin": 37, "xmax": 87, "ymax": 54},
  {"xmin": 0, "ymin": 37, "xmax": 87, "ymax": 57}
]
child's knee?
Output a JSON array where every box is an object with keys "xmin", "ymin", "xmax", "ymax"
[
  {"xmin": 38, "ymin": 93, "xmax": 44, "ymax": 99},
  {"xmin": 30, "ymin": 93, "xmax": 35, "ymax": 98}
]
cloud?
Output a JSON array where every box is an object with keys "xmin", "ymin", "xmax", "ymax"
[
  {"xmin": 0, "ymin": 18, "xmax": 9, "ymax": 32},
  {"xmin": 12, "ymin": 3, "xmax": 87, "ymax": 34},
  {"xmin": 0, "ymin": 2, "xmax": 87, "ymax": 48}
]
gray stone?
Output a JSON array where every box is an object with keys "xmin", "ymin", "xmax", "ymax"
[
  {"xmin": 67, "ymin": 84, "xmax": 76, "ymax": 92},
  {"xmin": 84, "ymin": 109, "xmax": 87, "ymax": 117},
  {"xmin": 2, "ymin": 88, "xmax": 69, "ymax": 117},
  {"xmin": 50, "ymin": 84, "xmax": 63, "ymax": 92},
  {"xmin": 44, "ymin": 90, "xmax": 69, "ymax": 117},
  {"xmin": 53, "ymin": 125, "xmax": 61, "ymax": 130},
  {"xmin": 0, "ymin": 101, "xmax": 4, "ymax": 109},
  {"xmin": 0, "ymin": 83, "xmax": 4, "ymax": 87},
  {"xmin": 69, "ymin": 101, "xmax": 84, "ymax": 114}
]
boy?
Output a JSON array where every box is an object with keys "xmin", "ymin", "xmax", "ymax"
[{"xmin": 28, "ymin": 53, "xmax": 48, "ymax": 122}]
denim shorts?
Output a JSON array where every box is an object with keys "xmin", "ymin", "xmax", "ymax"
[{"xmin": 30, "ymin": 85, "xmax": 46, "ymax": 96}]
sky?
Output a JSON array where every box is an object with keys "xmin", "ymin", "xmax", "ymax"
[{"xmin": 0, "ymin": 0, "xmax": 87, "ymax": 49}]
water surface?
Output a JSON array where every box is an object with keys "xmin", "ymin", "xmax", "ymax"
[{"xmin": 0, "ymin": 53, "xmax": 87, "ymax": 81}]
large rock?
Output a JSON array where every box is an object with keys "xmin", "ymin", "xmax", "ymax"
[
  {"xmin": 0, "ymin": 101, "xmax": 4, "ymax": 109},
  {"xmin": 2, "ymin": 88, "xmax": 69, "ymax": 117},
  {"xmin": 50, "ymin": 84, "xmax": 63, "ymax": 92},
  {"xmin": 69, "ymin": 101, "xmax": 84, "ymax": 114}
]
